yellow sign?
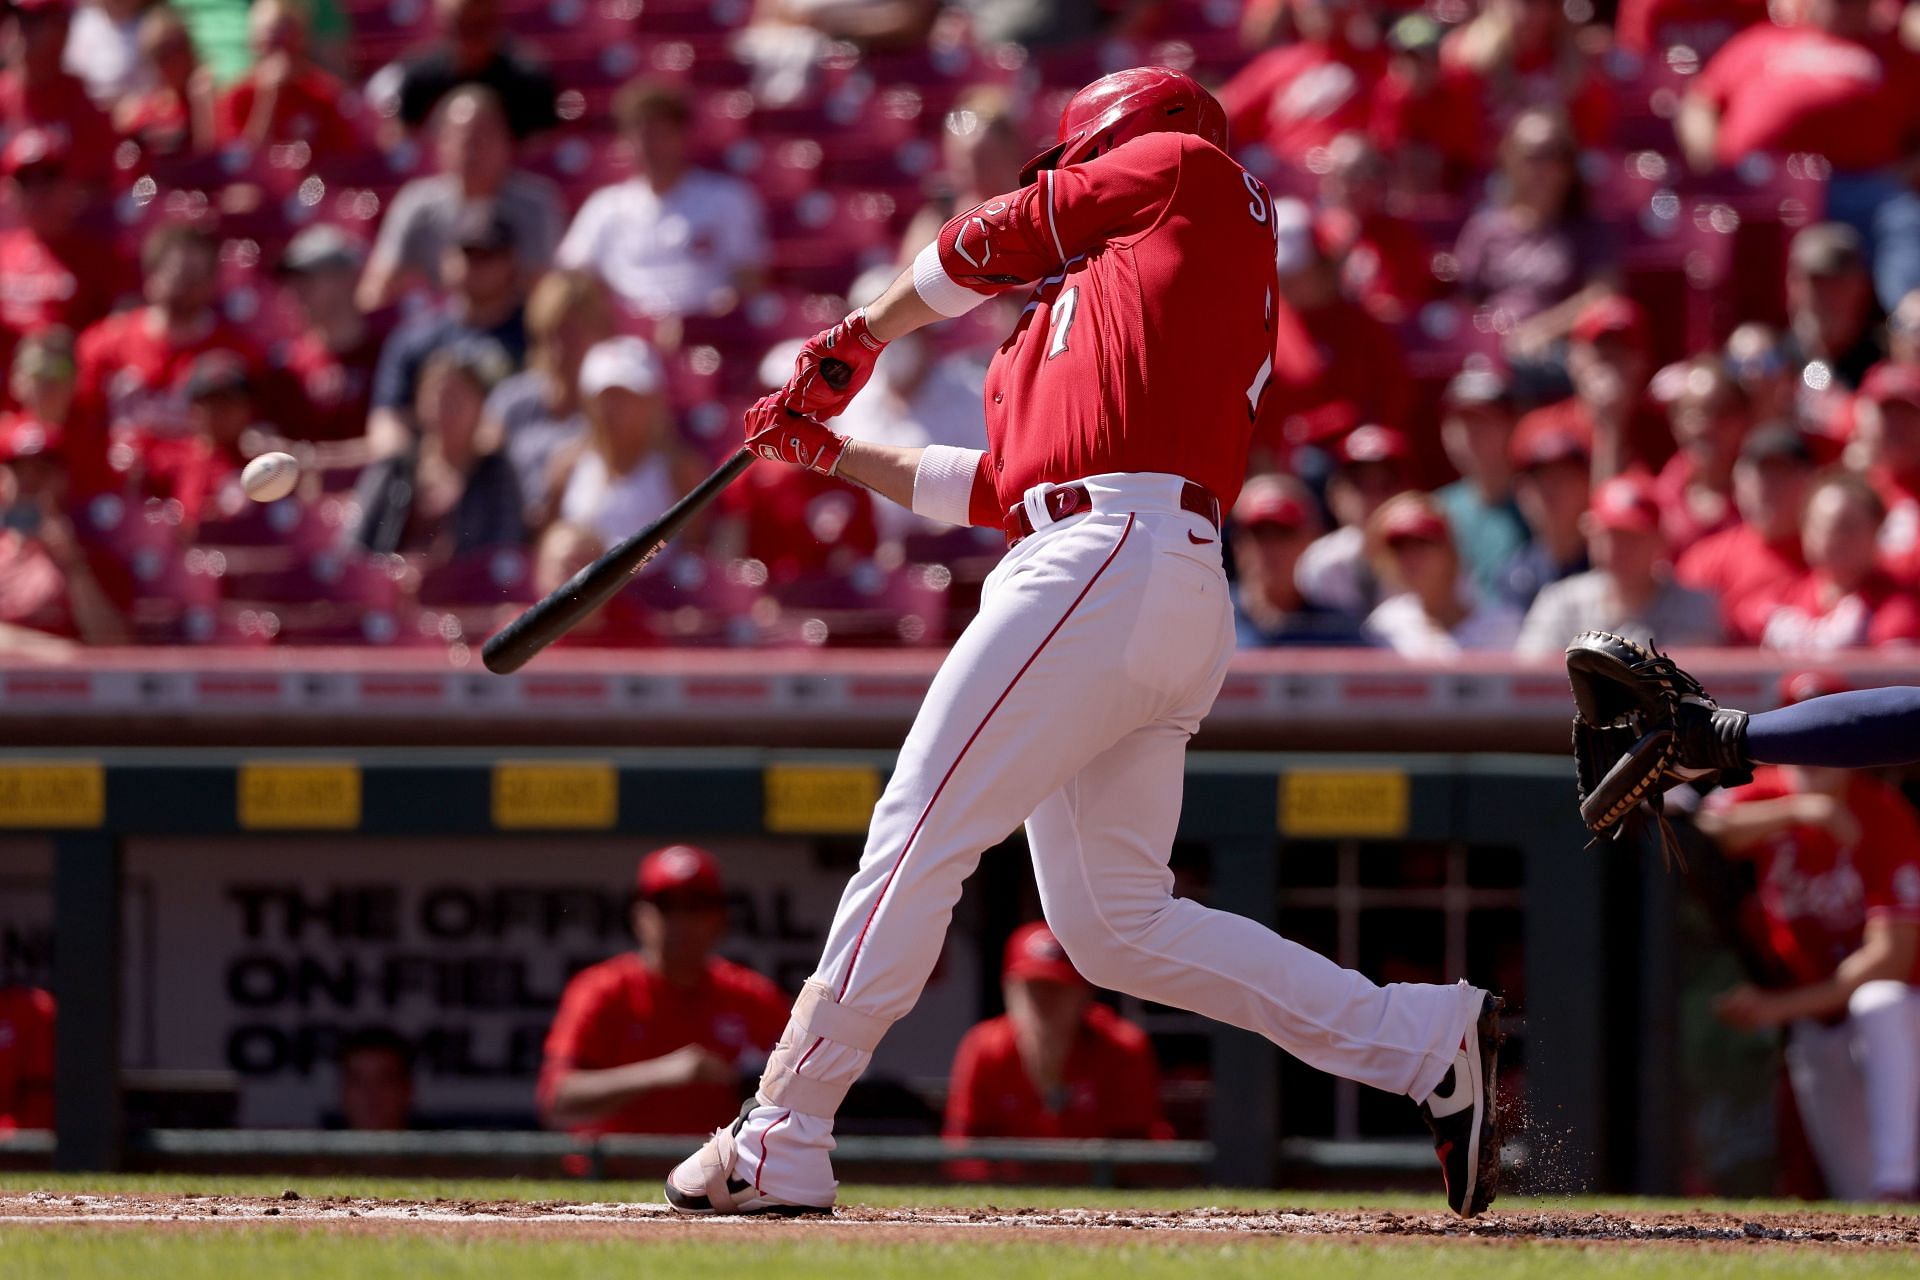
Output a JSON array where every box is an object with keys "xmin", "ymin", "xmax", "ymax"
[
  {"xmin": 1279, "ymin": 770, "xmax": 1409, "ymax": 838},
  {"xmin": 764, "ymin": 763, "xmax": 880, "ymax": 835},
  {"xmin": 0, "ymin": 761, "xmax": 104, "ymax": 827},
  {"xmin": 238, "ymin": 762, "xmax": 361, "ymax": 829},
  {"xmin": 492, "ymin": 761, "xmax": 618, "ymax": 829}
]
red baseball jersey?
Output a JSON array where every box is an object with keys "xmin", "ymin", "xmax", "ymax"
[
  {"xmin": 0, "ymin": 985, "xmax": 55, "ymax": 1131},
  {"xmin": 931, "ymin": 132, "xmax": 1281, "ymax": 525},
  {"xmin": 1674, "ymin": 521, "xmax": 1806, "ymax": 645},
  {"xmin": 1706, "ymin": 768, "xmax": 1920, "ymax": 985},
  {"xmin": 215, "ymin": 68, "xmax": 365, "ymax": 156},
  {"xmin": 537, "ymin": 952, "xmax": 788, "ymax": 1137},
  {"xmin": 943, "ymin": 1004, "xmax": 1168, "ymax": 1145},
  {"xmin": 0, "ymin": 227, "xmax": 128, "ymax": 356}
]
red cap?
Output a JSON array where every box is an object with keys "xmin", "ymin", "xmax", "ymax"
[
  {"xmin": 1860, "ymin": 361, "xmax": 1920, "ymax": 410},
  {"xmin": 1588, "ymin": 473, "xmax": 1662, "ymax": 536},
  {"xmin": 2, "ymin": 127, "xmax": 69, "ymax": 179},
  {"xmin": 1002, "ymin": 922, "xmax": 1085, "ymax": 987},
  {"xmin": 1781, "ymin": 670, "xmax": 1852, "ymax": 705},
  {"xmin": 0, "ymin": 415, "xmax": 62, "ymax": 462},
  {"xmin": 636, "ymin": 844, "xmax": 725, "ymax": 903},
  {"xmin": 1572, "ymin": 295, "xmax": 1650, "ymax": 349},
  {"xmin": 1380, "ymin": 501, "xmax": 1452, "ymax": 546},
  {"xmin": 1336, "ymin": 423, "xmax": 1410, "ymax": 467},
  {"xmin": 1233, "ymin": 475, "xmax": 1313, "ymax": 532},
  {"xmin": 1509, "ymin": 413, "xmax": 1592, "ymax": 470}
]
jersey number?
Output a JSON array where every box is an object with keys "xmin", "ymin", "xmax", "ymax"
[{"xmin": 1046, "ymin": 286, "xmax": 1080, "ymax": 359}]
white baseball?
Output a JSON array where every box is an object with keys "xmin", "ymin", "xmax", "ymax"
[{"xmin": 241, "ymin": 451, "xmax": 300, "ymax": 503}]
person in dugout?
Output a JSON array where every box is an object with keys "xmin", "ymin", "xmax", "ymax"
[
  {"xmin": 942, "ymin": 922, "xmax": 1169, "ymax": 1177},
  {"xmin": 538, "ymin": 846, "xmax": 789, "ymax": 1139},
  {"xmin": 0, "ymin": 979, "xmax": 54, "ymax": 1132}
]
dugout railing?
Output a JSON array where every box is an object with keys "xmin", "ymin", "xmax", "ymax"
[{"xmin": 0, "ymin": 748, "xmax": 1635, "ymax": 1188}]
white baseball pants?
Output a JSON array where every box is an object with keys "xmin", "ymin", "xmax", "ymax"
[
  {"xmin": 731, "ymin": 474, "xmax": 1484, "ymax": 1205},
  {"xmin": 1785, "ymin": 980, "xmax": 1920, "ymax": 1199}
]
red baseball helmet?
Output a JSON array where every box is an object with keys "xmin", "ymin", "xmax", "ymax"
[{"xmin": 1019, "ymin": 66, "xmax": 1229, "ymax": 184}]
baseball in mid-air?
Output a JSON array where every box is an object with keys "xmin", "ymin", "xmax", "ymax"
[{"xmin": 241, "ymin": 451, "xmax": 300, "ymax": 503}]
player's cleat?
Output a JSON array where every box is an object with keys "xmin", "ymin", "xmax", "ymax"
[
  {"xmin": 664, "ymin": 1103, "xmax": 833, "ymax": 1217},
  {"xmin": 1418, "ymin": 993, "xmax": 1504, "ymax": 1219}
]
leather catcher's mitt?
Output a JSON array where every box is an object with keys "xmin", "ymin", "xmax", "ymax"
[{"xmin": 1565, "ymin": 631, "xmax": 1731, "ymax": 865}]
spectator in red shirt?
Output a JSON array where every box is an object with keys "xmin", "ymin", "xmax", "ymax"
[
  {"xmin": 113, "ymin": 6, "xmax": 214, "ymax": 160},
  {"xmin": 539, "ymin": 845, "xmax": 789, "ymax": 1138},
  {"xmin": 1616, "ymin": 0, "xmax": 1765, "ymax": 57},
  {"xmin": 0, "ymin": 331, "xmax": 73, "ymax": 496},
  {"xmin": 267, "ymin": 225, "xmax": 391, "ymax": 443},
  {"xmin": 1257, "ymin": 199, "xmax": 1413, "ymax": 458},
  {"xmin": 1762, "ymin": 471, "xmax": 1920, "ymax": 651},
  {"xmin": 0, "ymin": 129, "xmax": 128, "ymax": 374},
  {"xmin": 215, "ymin": 0, "xmax": 365, "ymax": 157},
  {"xmin": 1676, "ymin": 423, "xmax": 1816, "ymax": 643},
  {"xmin": 0, "ymin": 0, "xmax": 119, "ymax": 188},
  {"xmin": 1696, "ymin": 719, "xmax": 1920, "ymax": 1200},
  {"xmin": 1315, "ymin": 133, "xmax": 1436, "ymax": 325},
  {"xmin": 136, "ymin": 351, "xmax": 255, "ymax": 526},
  {"xmin": 1511, "ymin": 294, "xmax": 1669, "ymax": 483},
  {"xmin": 1369, "ymin": 13, "xmax": 1487, "ymax": 194},
  {"xmin": 1681, "ymin": 0, "xmax": 1920, "ymax": 310},
  {"xmin": 68, "ymin": 221, "xmax": 259, "ymax": 498},
  {"xmin": 530, "ymin": 520, "xmax": 655, "ymax": 647},
  {"xmin": 1442, "ymin": 0, "xmax": 1615, "ymax": 146},
  {"xmin": 1454, "ymin": 110, "xmax": 1622, "ymax": 385},
  {"xmin": 943, "ymin": 922, "xmax": 1168, "ymax": 1170},
  {"xmin": 1854, "ymin": 362, "xmax": 1920, "ymax": 582},
  {"xmin": 1653, "ymin": 356, "xmax": 1752, "ymax": 553},
  {"xmin": 0, "ymin": 984, "xmax": 54, "ymax": 1130},
  {"xmin": 1220, "ymin": 0, "xmax": 1387, "ymax": 167}
]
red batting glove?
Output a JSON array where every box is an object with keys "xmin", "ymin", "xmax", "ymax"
[
  {"xmin": 782, "ymin": 309, "xmax": 886, "ymax": 421},
  {"xmin": 744, "ymin": 394, "xmax": 849, "ymax": 476}
]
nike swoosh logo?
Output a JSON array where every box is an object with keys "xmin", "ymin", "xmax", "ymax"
[{"xmin": 1187, "ymin": 531, "xmax": 1216, "ymax": 545}]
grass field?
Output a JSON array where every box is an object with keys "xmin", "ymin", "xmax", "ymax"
[{"xmin": 2, "ymin": 1175, "xmax": 1916, "ymax": 1280}]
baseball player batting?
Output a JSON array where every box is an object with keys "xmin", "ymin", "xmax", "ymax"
[{"xmin": 665, "ymin": 67, "xmax": 1501, "ymax": 1220}]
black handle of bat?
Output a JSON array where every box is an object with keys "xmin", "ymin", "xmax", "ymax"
[
  {"xmin": 481, "ymin": 448, "xmax": 756, "ymax": 675},
  {"xmin": 821, "ymin": 357, "xmax": 853, "ymax": 390}
]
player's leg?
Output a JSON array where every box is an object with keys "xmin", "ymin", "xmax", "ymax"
[
  {"xmin": 1848, "ymin": 980, "xmax": 1920, "ymax": 1197},
  {"xmin": 668, "ymin": 512, "xmax": 1198, "ymax": 1211},
  {"xmin": 1783, "ymin": 1018, "xmax": 1878, "ymax": 1200}
]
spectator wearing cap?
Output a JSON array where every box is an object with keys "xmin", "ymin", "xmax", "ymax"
[
  {"xmin": 1676, "ymin": 423, "xmax": 1817, "ymax": 644},
  {"xmin": 136, "ymin": 351, "xmax": 261, "ymax": 525},
  {"xmin": 0, "ymin": 981, "xmax": 54, "ymax": 1130},
  {"xmin": 0, "ymin": 0, "xmax": 119, "ymax": 188},
  {"xmin": 386, "ymin": 0, "xmax": 557, "ymax": 140},
  {"xmin": 113, "ymin": 5, "xmax": 215, "ymax": 159},
  {"xmin": 265, "ymin": 226, "xmax": 391, "ymax": 444},
  {"xmin": 68, "ymin": 223, "xmax": 261, "ymax": 499},
  {"xmin": 555, "ymin": 336, "xmax": 703, "ymax": 549},
  {"xmin": 1369, "ymin": 12, "xmax": 1487, "ymax": 194},
  {"xmin": 943, "ymin": 922, "xmax": 1169, "ymax": 1172},
  {"xmin": 366, "ymin": 203, "xmax": 530, "ymax": 458},
  {"xmin": 1652, "ymin": 356, "xmax": 1753, "ymax": 553},
  {"xmin": 1781, "ymin": 224, "xmax": 1884, "ymax": 397},
  {"xmin": 1453, "ymin": 110, "xmax": 1622, "ymax": 379},
  {"xmin": 1315, "ymin": 134, "xmax": 1437, "ymax": 325},
  {"xmin": 349, "ymin": 337, "xmax": 522, "ymax": 557},
  {"xmin": 1763, "ymin": 472, "xmax": 1920, "ymax": 651},
  {"xmin": 1499, "ymin": 411, "xmax": 1592, "ymax": 607},
  {"xmin": 1256, "ymin": 201, "xmax": 1413, "ymax": 458},
  {"xmin": 1296, "ymin": 424, "xmax": 1414, "ymax": 614},
  {"xmin": 556, "ymin": 79, "xmax": 769, "ymax": 322},
  {"xmin": 1435, "ymin": 367, "xmax": 1528, "ymax": 598},
  {"xmin": 358, "ymin": 85, "xmax": 562, "ymax": 313},
  {"xmin": 1724, "ymin": 322, "xmax": 1798, "ymax": 428},
  {"xmin": 482, "ymin": 270, "xmax": 615, "ymax": 529},
  {"xmin": 1511, "ymin": 294, "xmax": 1669, "ymax": 485},
  {"xmin": 214, "ymin": 0, "xmax": 364, "ymax": 154},
  {"xmin": 1221, "ymin": 0, "xmax": 1387, "ymax": 167},
  {"xmin": 899, "ymin": 86, "xmax": 1027, "ymax": 260},
  {"xmin": 0, "ymin": 128, "xmax": 131, "ymax": 375},
  {"xmin": 1616, "ymin": 0, "xmax": 1765, "ymax": 58},
  {"xmin": 1362, "ymin": 492, "xmax": 1522, "ymax": 657},
  {"xmin": 1852, "ymin": 362, "xmax": 1920, "ymax": 584},
  {"xmin": 1516, "ymin": 473, "xmax": 1722, "ymax": 657},
  {"xmin": 1230, "ymin": 474, "xmax": 1364, "ymax": 647},
  {"xmin": 539, "ymin": 845, "xmax": 788, "ymax": 1139},
  {"xmin": 1680, "ymin": 0, "xmax": 1920, "ymax": 311},
  {"xmin": 1442, "ymin": 0, "xmax": 1615, "ymax": 147}
]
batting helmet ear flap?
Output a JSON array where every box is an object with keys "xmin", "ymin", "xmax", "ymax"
[{"xmin": 1017, "ymin": 139, "xmax": 1072, "ymax": 186}]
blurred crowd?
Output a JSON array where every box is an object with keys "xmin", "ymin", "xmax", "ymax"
[{"xmin": 6, "ymin": 0, "xmax": 1920, "ymax": 655}]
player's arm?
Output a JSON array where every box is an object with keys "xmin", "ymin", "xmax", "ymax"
[
  {"xmin": 540, "ymin": 1045, "xmax": 738, "ymax": 1128},
  {"xmin": 1717, "ymin": 918, "xmax": 1920, "ymax": 1028},
  {"xmin": 1692, "ymin": 794, "xmax": 1854, "ymax": 852}
]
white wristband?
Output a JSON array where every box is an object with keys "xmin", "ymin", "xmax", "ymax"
[
  {"xmin": 912, "ymin": 241, "xmax": 990, "ymax": 318},
  {"xmin": 912, "ymin": 445, "xmax": 986, "ymax": 527}
]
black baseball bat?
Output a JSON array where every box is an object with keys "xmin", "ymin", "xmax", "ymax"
[
  {"xmin": 481, "ymin": 447, "xmax": 755, "ymax": 673},
  {"xmin": 481, "ymin": 357, "xmax": 855, "ymax": 674}
]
